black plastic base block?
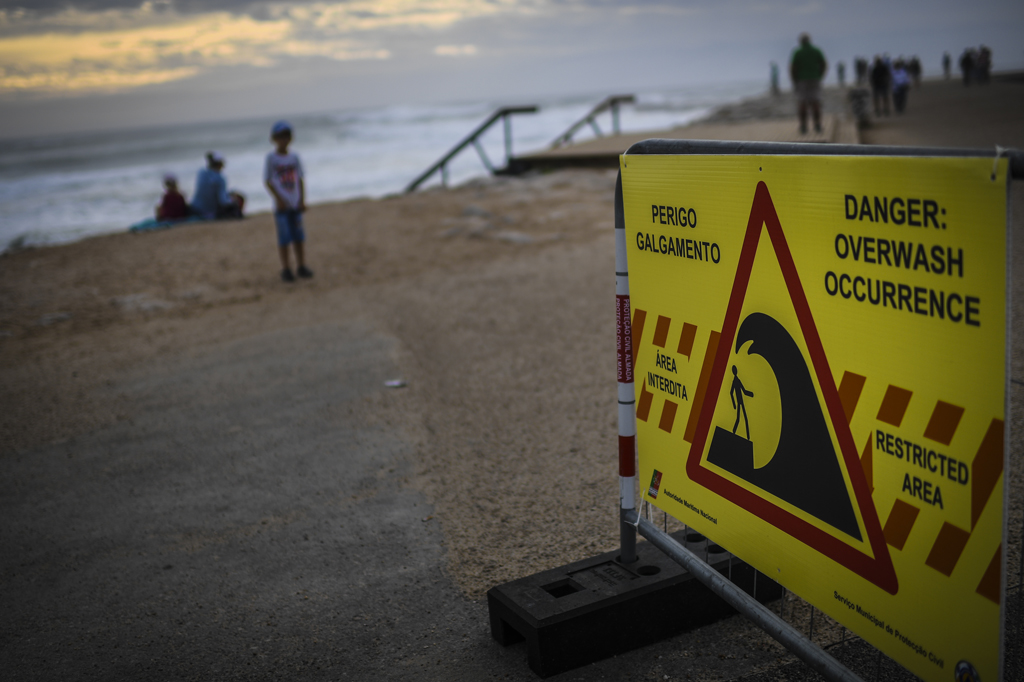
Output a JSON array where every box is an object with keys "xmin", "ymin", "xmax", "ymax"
[{"xmin": 487, "ymin": 532, "xmax": 782, "ymax": 678}]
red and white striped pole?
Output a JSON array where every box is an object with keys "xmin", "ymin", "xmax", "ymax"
[{"xmin": 614, "ymin": 173, "xmax": 638, "ymax": 564}]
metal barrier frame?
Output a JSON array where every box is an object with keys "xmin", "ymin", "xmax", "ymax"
[{"xmin": 614, "ymin": 139, "xmax": 1022, "ymax": 681}]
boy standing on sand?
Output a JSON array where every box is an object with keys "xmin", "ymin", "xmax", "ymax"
[{"xmin": 265, "ymin": 120, "xmax": 312, "ymax": 282}]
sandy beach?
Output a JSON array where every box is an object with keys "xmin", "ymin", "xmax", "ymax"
[{"xmin": 2, "ymin": 78, "xmax": 1022, "ymax": 681}]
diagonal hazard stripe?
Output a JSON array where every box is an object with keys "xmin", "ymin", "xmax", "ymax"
[
  {"xmin": 971, "ymin": 419, "xmax": 1004, "ymax": 529},
  {"xmin": 883, "ymin": 498, "xmax": 919, "ymax": 550},
  {"xmin": 838, "ymin": 371, "xmax": 866, "ymax": 424},
  {"xmin": 876, "ymin": 385, "xmax": 912, "ymax": 427},
  {"xmin": 677, "ymin": 323, "xmax": 697, "ymax": 360},
  {"xmin": 684, "ymin": 331, "xmax": 721, "ymax": 443},
  {"xmin": 652, "ymin": 315, "xmax": 671, "ymax": 348},
  {"xmin": 860, "ymin": 433, "xmax": 874, "ymax": 494},
  {"xmin": 925, "ymin": 522, "xmax": 970, "ymax": 576},
  {"xmin": 659, "ymin": 400, "xmax": 678, "ymax": 433},
  {"xmin": 923, "ymin": 400, "xmax": 965, "ymax": 446},
  {"xmin": 976, "ymin": 545, "xmax": 1001, "ymax": 604},
  {"xmin": 636, "ymin": 379, "xmax": 653, "ymax": 422},
  {"xmin": 631, "ymin": 308, "xmax": 647, "ymax": 365}
]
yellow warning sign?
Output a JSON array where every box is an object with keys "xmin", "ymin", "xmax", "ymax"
[{"xmin": 621, "ymin": 154, "xmax": 1008, "ymax": 682}]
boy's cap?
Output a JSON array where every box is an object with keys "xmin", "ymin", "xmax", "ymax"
[
  {"xmin": 163, "ymin": 173, "xmax": 177, "ymax": 183},
  {"xmin": 271, "ymin": 120, "xmax": 292, "ymax": 136},
  {"xmin": 208, "ymin": 151, "xmax": 225, "ymax": 164}
]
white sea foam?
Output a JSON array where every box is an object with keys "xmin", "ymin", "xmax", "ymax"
[{"xmin": 0, "ymin": 81, "xmax": 763, "ymax": 251}]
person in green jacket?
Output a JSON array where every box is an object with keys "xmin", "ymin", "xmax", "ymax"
[{"xmin": 789, "ymin": 33, "xmax": 828, "ymax": 134}]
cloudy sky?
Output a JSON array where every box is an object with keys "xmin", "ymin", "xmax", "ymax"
[{"xmin": 0, "ymin": 0, "xmax": 1020, "ymax": 138}]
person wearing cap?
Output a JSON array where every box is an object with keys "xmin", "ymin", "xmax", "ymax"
[
  {"xmin": 156, "ymin": 173, "xmax": 189, "ymax": 221},
  {"xmin": 789, "ymin": 33, "xmax": 828, "ymax": 134},
  {"xmin": 191, "ymin": 151, "xmax": 243, "ymax": 220},
  {"xmin": 264, "ymin": 120, "xmax": 312, "ymax": 282}
]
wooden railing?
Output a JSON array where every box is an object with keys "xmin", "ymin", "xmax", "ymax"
[
  {"xmin": 549, "ymin": 95, "xmax": 635, "ymax": 148},
  {"xmin": 405, "ymin": 105, "xmax": 538, "ymax": 193}
]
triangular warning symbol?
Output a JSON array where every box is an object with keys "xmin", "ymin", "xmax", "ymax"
[{"xmin": 686, "ymin": 181, "xmax": 898, "ymax": 595}]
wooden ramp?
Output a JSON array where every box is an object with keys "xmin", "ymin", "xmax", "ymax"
[{"xmin": 510, "ymin": 114, "xmax": 859, "ymax": 172}]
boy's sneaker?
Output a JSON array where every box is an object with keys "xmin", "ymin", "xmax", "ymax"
[
  {"xmin": 281, "ymin": 268, "xmax": 295, "ymax": 282},
  {"xmin": 297, "ymin": 265, "xmax": 314, "ymax": 278}
]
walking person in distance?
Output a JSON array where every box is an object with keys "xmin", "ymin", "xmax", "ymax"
[{"xmin": 789, "ymin": 33, "xmax": 828, "ymax": 134}]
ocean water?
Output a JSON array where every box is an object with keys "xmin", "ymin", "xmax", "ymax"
[{"xmin": 0, "ymin": 80, "xmax": 763, "ymax": 252}]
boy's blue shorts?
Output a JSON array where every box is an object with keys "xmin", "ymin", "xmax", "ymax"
[{"xmin": 275, "ymin": 210, "xmax": 305, "ymax": 246}]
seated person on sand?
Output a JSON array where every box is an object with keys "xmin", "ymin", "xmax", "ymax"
[
  {"xmin": 155, "ymin": 173, "xmax": 190, "ymax": 221},
  {"xmin": 190, "ymin": 151, "xmax": 245, "ymax": 220}
]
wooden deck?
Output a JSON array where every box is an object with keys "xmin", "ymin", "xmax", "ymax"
[{"xmin": 509, "ymin": 114, "xmax": 859, "ymax": 172}]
